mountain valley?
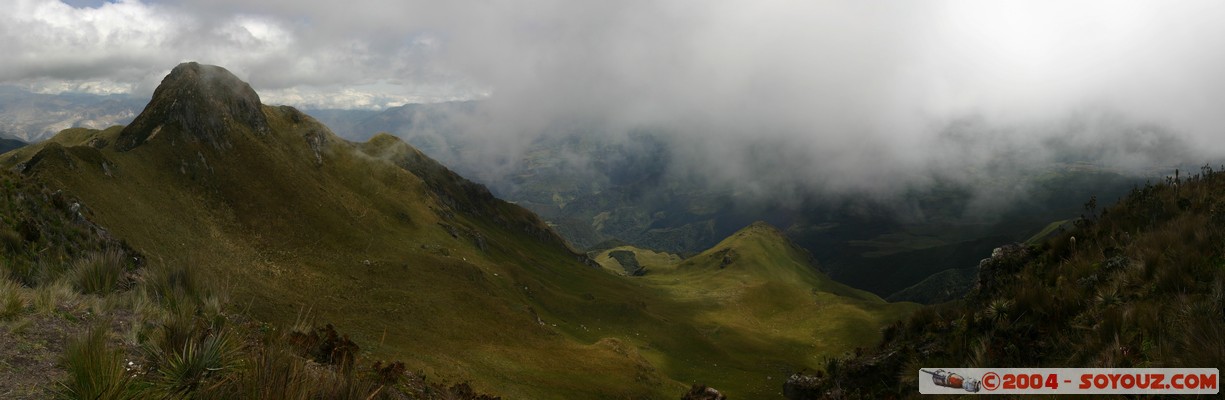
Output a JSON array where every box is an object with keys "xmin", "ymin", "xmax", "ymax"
[{"xmin": 1, "ymin": 63, "xmax": 917, "ymax": 399}]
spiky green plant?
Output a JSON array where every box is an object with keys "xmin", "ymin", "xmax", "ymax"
[
  {"xmin": 146, "ymin": 328, "xmax": 242, "ymax": 397},
  {"xmin": 982, "ymin": 298, "xmax": 1013, "ymax": 323}
]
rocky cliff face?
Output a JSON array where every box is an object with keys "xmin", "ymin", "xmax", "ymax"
[{"xmin": 116, "ymin": 62, "xmax": 269, "ymax": 151}]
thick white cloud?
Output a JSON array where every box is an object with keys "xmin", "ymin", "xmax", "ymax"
[
  {"xmin": 0, "ymin": 0, "xmax": 483, "ymax": 108},
  {"xmin": 2, "ymin": 0, "xmax": 172, "ymax": 84},
  {"xmin": 411, "ymin": 0, "xmax": 1225, "ymax": 193},
  {"xmin": 4, "ymin": 0, "xmax": 1225, "ymax": 194}
]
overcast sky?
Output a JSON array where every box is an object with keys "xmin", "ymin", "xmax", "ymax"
[{"xmin": 5, "ymin": 0, "xmax": 1225, "ymax": 198}]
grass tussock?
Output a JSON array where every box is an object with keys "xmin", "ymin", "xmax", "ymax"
[
  {"xmin": 33, "ymin": 278, "xmax": 78, "ymax": 315},
  {"xmin": 57, "ymin": 325, "xmax": 141, "ymax": 400},
  {"xmin": 142, "ymin": 261, "xmax": 214, "ymax": 313},
  {"xmin": 71, "ymin": 248, "xmax": 132, "ymax": 295},
  {"xmin": 0, "ymin": 278, "xmax": 27, "ymax": 321}
]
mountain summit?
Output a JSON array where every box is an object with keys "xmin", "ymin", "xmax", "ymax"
[{"xmin": 116, "ymin": 62, "xmax": 268, "ymax": 151}]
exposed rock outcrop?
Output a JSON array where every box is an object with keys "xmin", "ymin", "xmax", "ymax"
[{"xmin": 116, "ymin": 62, "xmax": 269, "ymax": 151}]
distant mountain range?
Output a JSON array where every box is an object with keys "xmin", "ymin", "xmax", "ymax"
[{"xmin": 0, "ymin": 86, "xmax": 143, "ymax": 142}]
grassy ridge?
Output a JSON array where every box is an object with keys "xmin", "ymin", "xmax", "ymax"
[
  {"xmin": 592, "ymin": 223, "xmax": 919, "ymax": 397},
  {"xmin": 5, "ymin": 107, "xmax": 667, "ymax": 398},
  {"xmin": 2, "ymin": 63, "xmax": 917, "ymax": 398}
]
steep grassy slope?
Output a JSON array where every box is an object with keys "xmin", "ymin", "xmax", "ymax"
[
  {"xmin": 2, "ymin": 63, "xmax": 915, "ymax": 399},
  {"xmin": 786, "ymin": 166, "xmax": 1225, "ymax": 399},
  {"xmin": 0, "ymin": 166, "xmax": 145, "ymax": 398},
  {"xmin": 3, "ymin": 63, "xmax": 658, "ymax": 399},
  {"xmin": 0, "ymin": 166, "xmax": 502, "ymax": 400}
]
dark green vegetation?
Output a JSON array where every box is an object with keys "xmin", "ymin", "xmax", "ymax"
[
  {"xmin": 313, "ymin": 106, "xmax": 1145, "ymax": 303},
  {"xmin": 883, "ymin": 268, "xmax": 974, "ymax": 305},
  {"xmin": 2, "ymin": 63, "xmax": 916, "ymax": 399},
  {"xmin": 786, "ymin": 166, "xmax": 1225, "ymax": 399},
  {"xmin": 811, "ymin": 168, "xmax": 1139, "ymax": 303},
  {"xmin": 0, "ymin": 137, "xmax": 24, "ymax": 153}
]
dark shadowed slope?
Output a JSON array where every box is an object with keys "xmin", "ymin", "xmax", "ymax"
[
  {"xmin": 0, "ymin": 137, "xmax": 24, "ymax": 154},
  {"xmin": 786, "ymin": 166, "xmax": 1225, "ymax": 399}
]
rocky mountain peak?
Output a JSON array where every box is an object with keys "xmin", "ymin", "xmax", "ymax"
[{"xmin": 116, "ymin": 62, "xmax": 269, "ymax": 151}]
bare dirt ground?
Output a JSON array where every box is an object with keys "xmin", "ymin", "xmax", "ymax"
[{"xmin": 0, "ymin": 299, "xmax": 137, "ymax": 399}]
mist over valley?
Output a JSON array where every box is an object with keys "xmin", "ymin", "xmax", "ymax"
[{"xmin": 2, "ymin": 1, "xmax": 1224, "ymax": 399}]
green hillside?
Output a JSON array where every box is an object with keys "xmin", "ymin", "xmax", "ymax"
[
  {"xmin": 591, "ymin": 223, "xmax": 919, "ymax": 397},
  {"xmin": 786, "ymin": 167, "xmax": 1225, "ymax": 399},
  {"xmin": 1, "ymin": 63, "xmax": 915, "ymax": 399}
]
